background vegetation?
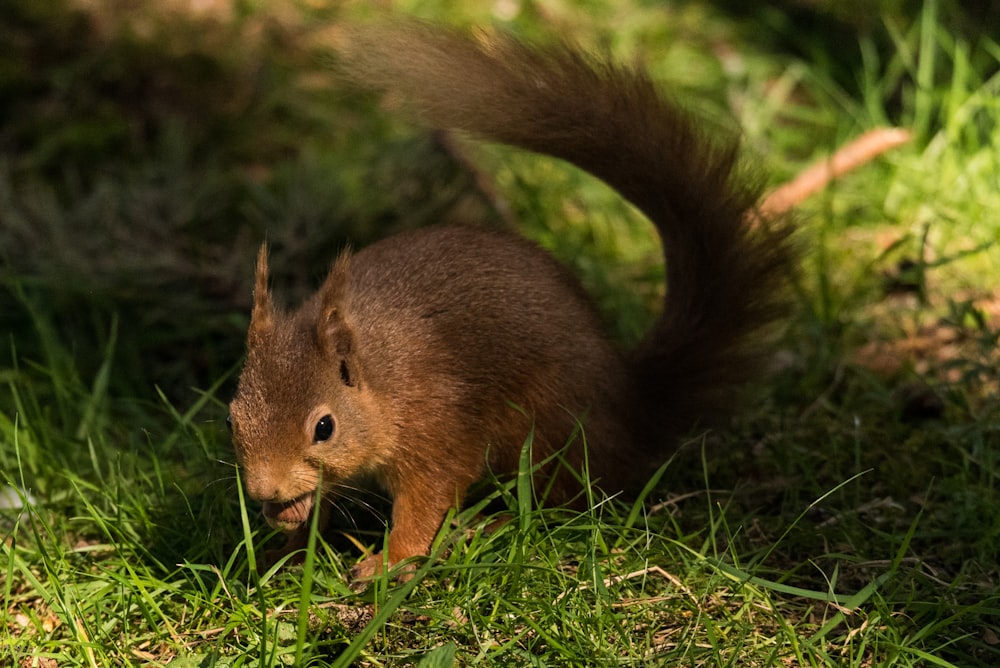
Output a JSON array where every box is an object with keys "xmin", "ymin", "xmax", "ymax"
[{"xmin": 1, "ymin": 0, "xmax": 998, "ymax": 665}]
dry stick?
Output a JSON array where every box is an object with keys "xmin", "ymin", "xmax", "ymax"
[
  {"xmin": 760, "ymin": 127, "xmax": 913, "ymax": 217},
  {"xmin": 445, "ymin": 125, "xmax": 912, "ymax": 226}
]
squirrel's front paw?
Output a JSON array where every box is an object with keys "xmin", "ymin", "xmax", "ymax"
[
  {"xmin": 349, "ymin": 552, "xmax": 418, "ymax": 590},
  {"xmin": 348, "ymin": 553, "xmax": 382, "ymax": 591}
]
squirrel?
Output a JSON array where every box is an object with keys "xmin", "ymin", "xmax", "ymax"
[{"xmin": 226, "ymin": 21, "xmax": 796, "ymax": 580}]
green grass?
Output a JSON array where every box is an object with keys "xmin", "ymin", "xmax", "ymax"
[{"xmin": 3, "ymin": 0, "xmax": 1000, "ymax": 665}]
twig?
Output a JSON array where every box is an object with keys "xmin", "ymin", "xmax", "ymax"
[
  {"xmin": 761, "ymin": 127, "xmax": 912, "ymax": 217},
  {"xmin": 432, "ymin": 130, "xmax": 520, "ymax": 230}
]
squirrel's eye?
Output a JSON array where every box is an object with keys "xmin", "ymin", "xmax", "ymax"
[
  {"xmin": 313, "ymin": 414, "xmax": 335, "ymax": 443},
  {"xmin": 226, "ymin": 414, "xmax": 233, "ymax": 432}
]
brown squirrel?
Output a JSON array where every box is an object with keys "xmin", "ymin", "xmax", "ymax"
[{"xmin": 226, "ymin": 22, "xmax": 796, "ymax": 580}]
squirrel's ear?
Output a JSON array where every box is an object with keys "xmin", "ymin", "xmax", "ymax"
[
  {"xmin": 249, "ymin": 244, "xmax": 275, "ymax": 341},
  {"xmin": 318, "ymin": 254, "xmax": 357, "ymax": 387}
]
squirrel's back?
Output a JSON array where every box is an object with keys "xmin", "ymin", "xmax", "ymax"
[{"xmin": 344, "ymin": 224, "xmax": 640, "ymax": 497}]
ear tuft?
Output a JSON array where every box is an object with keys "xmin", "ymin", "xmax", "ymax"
[{"xmin": 249, "ymin": 244, "xmax": 275, "ymax": 342}]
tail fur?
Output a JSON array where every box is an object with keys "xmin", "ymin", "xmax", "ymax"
[{"xmin": 339, "ymin": 22, "xmax": 796, "ymax": 447}]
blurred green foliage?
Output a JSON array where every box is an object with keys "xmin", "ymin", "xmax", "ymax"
[{"xmin": 0, "ymin": 0, "xmax": 499, "ymax": 400}]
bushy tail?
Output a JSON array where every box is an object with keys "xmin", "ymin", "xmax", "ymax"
[{"xmin": 339, "ymin": 21, "xmax": 796, "ymax": 446}]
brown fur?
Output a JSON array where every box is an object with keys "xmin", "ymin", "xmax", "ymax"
[{"xmin": 227, "ymin": 22, "xmax": 796, "ymax": 579}]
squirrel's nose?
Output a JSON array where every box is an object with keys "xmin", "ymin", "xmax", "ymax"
[{"xmin": 242, "ymin": 468, "xmax": 282, "ymax": 503}]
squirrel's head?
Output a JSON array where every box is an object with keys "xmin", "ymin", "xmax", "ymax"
[{"xmin": 228, "ymin": 246, "xmax": 378, "ymax": 533}]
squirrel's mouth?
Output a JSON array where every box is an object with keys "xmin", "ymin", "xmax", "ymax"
[{"xmin": 262, "ymin": 491, "xmax": 315, "ymax": 532}]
